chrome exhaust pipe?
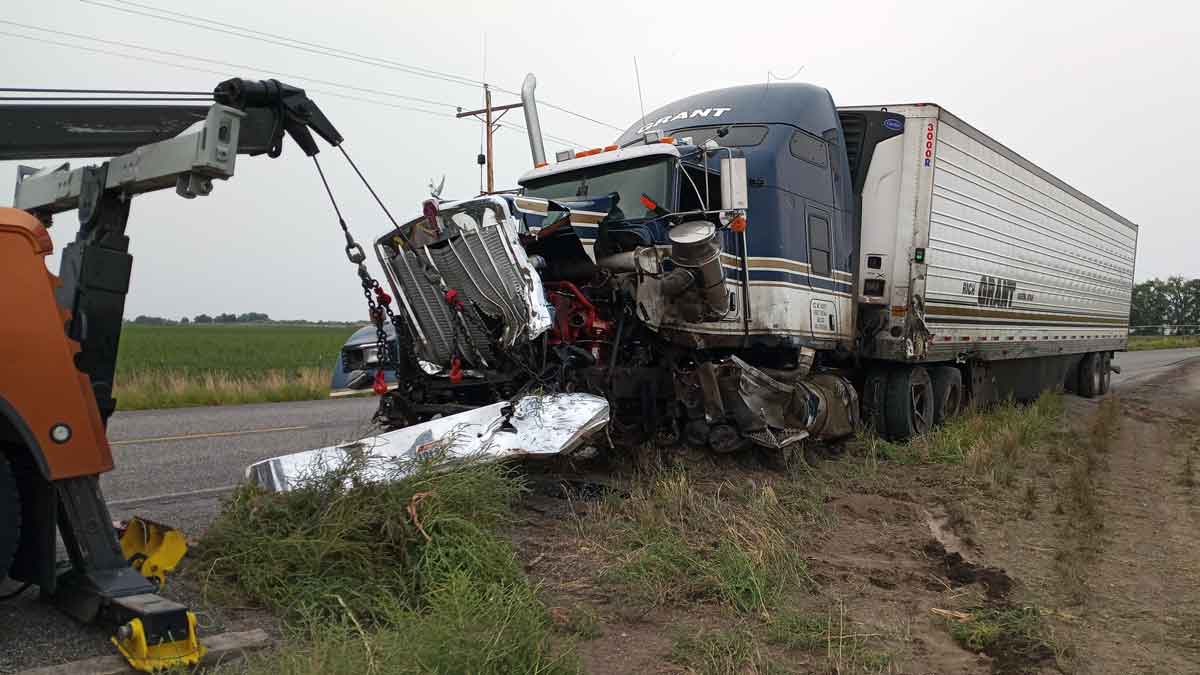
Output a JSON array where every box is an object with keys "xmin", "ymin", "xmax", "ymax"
[{"xmin": 521, "ymin": 73, "xmax": 547, "ymax": 166}]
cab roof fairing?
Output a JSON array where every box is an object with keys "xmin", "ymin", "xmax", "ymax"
[{"xmin": 613, "ymin": 82, "xmax": 843, "ymax": 147}]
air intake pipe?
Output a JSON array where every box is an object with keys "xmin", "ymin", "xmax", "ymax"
[
  {"xmin": 663, "ymin": 220, "xmax": 727, "ymax": 321},
  {"xmin": 521, "ymin": 73, "xmax": 547, "ymax": 166}
]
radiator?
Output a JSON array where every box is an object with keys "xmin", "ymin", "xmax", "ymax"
[{"xmin": 381, "ymin": 204, "xmax": 549, "ymax": 368}]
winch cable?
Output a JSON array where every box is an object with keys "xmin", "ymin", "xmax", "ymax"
[
  {"xmin": 315, "ymin": 144, "xmax": 541, "ymax": 419},
  {"xmin": 310, "ymin": 154, "xmax": 417, "ymax": 420},
  {"xmin": 335, "ymin": 145, "xmax": 487, "ymax": 373},
  {"xmin": 0, "ymin": 86, "xmax": 210, "ymax": 94}
]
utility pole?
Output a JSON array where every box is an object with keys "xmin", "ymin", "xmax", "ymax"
[{"xmin": 457, "ymin": 84, "xmax": 524, "ymax": 193}]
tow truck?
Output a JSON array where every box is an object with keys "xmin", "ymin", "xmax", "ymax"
[{"xmin": 0, "ymin": 78, "xmax": 346, "ymax": 671}]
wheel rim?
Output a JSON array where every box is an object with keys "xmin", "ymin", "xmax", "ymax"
[
  {"xmin": 1092, "ymin": 363, "xmax": 1102, "ymax": 394},
  {"xmin": 911, "ymin": 379, "xmax": 931, "ymax": 433}
]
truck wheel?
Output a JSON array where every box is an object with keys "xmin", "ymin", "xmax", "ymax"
[
  {"xmin": 1098, "ymin": 353, "xmax": 1112, "ymax": 395},
  {"xmin": 930, "ymin": 366, "xmax": 963, "ymax": 425},
  {"xmin": 885, "ymin": 366, "xmax": 933, "ymax": 441},
  {"xmin": 0, "ymin": 455, "xmax": 20, "ymax": 580},
  {"xmin": 1077, "ymin": 353, "xmax": 1102, "ymax": 398},
  {"xmin": 862, "ymin": 368, "xmax": 890, "ymax": 437}
]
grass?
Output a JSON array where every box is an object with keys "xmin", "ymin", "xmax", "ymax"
[
  {"xmin": 765, "ymin": 610, "xmax": 830, "ymax": 650},
  {"xmin": 669, "ymin": 627, "xmax": 768, "ymax": 674},
  {"xmin": 114, "ymin": 323, "xmax": 356, "ymax": 409},
  {"xmin": 1053, "ymin": 396, "xmax": 1120, "ymax": 604},
  {"xmin": 872, "ymin": 392, "xmax": 1065, "ymax": 488},
  {"xmin": 584, "ymin": 468, "xmax": 820, "ymax": 616},
  {"xmin": 1127, "ymin": 335, "xmax": 1200, "ymax": 351},
  {"xmin": 946, "ymin": 605, "xmax": 1057, "ymax": 671},
  {"xmin": 195, "ymin": 454, "xmax": 575, "ymax": 675}
]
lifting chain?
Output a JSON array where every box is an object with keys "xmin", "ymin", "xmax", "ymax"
[{"xmin": 311, "ymin": 155, "xmax": 415, "ymax": 423}]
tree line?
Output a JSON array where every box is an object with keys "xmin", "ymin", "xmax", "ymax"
[
  {"xmin": 128, "ymin": 313, "xmax": 355, "ymax": 326},
  {"xmin": 1131, "ymin": 276, "xmax": 1200, "ymax": 333}
]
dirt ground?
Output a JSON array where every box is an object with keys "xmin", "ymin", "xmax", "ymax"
[{"xmin": 509, "ymin": 361, "xmax": 1200, "ymax": 674}]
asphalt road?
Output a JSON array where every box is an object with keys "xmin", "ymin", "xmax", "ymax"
[
  {"xmin": 1, "ymin": 348, "xmax": 1199, "ymax": 672},
  {"xmin": 102, "ymin": 395, "xmax": 381, "ymax": 533},
  {"xmin": 1111, "ymin": 346, "xmax": 1200, "ymax": 388}
]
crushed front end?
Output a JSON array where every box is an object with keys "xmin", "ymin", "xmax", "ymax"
[{"xmin": 370, "ymin": 140, "xmax": 857, "ymax": 452}]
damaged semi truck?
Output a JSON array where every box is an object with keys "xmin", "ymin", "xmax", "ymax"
[{"xmin": 308, "ymin": 79, "xmax": 1134, "ymax": 477}]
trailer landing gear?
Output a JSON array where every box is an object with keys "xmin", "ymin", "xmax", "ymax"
[{"xmin": 930, "ymin": 366, "xmax": 963, "ymax": 425}]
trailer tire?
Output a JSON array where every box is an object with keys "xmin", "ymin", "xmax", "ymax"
[
  {"xmin": 1098, "ymin": 352, "xmax": 1112, "ymax": 395},
  {"xmin": 930, "ymin": 366, "xmax": 963, "ymax": 425},
  {"xmin": 0, "ymin": 454, "xmax": 20, "ymax": 580},
  {"xmin": 885, "ymin": 366, "xmax": 933, "ymax": 441},
  {"xmin": 1077, "ymin": 353, "xmax": 1102, "ymax": 398},
  {"xmin": 862, "ymin": 368, "xmax": 890, "ymax": 436}
]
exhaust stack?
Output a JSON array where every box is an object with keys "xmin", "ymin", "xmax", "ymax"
[{"xmin": 521, "ymin": 73, "xmax": 547, "ymax": 166}]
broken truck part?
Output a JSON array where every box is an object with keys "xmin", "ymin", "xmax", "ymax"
[
  {"xmin": 248, "ymin": 393, "xmax": 609, "ymax": 493},
  {"xmin": 319, "ymin": 77, "xmax": 1133, "ymax": 466}
]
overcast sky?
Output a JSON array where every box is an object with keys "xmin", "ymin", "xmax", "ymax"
[{"xmin": 2, "ymin": 0, "xmax": 1195, "ymax": 320}]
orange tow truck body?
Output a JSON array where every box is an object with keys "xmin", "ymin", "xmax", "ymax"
[{"xmin": 1, "ymin": 207, "xmax": 113, "ymax": 481}]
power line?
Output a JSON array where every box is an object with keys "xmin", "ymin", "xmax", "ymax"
[
  {"xmin": 0, "ymin": 20, "xmax": 463, "ymax": 111},
  {"xmin": 79, "ymin": 0, "xmax": 626, "ymax": 132},
  {"xmin": 0, "ymin": 30, "xmax": 458, "ymax": 121},
  {"xmin": 0, "ymin": 87, "xmax": 209, "ymax": 95},
  {"xmin": 0, "ymin": 96, "xmax": 212, "ymax": 101},
  {"xmin": 79, "ymin": 0, "xmax": 480, "ymax": 89}
]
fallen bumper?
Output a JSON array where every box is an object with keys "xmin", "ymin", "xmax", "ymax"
[{"xmin": 246, "ymin": 393, "xmax": 609, "ymax": 493}]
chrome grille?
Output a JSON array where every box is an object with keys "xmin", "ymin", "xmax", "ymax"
[{"xmin": 381, "ymin": 204, "xmax": 540, "ymax": 369}]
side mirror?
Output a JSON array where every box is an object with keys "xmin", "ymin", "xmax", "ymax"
[{"xmin": 719, "ymin": 157, "xmax": 748, "ymax": 210}]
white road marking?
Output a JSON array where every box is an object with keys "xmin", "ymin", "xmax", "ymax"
[{"xmin": 110, "ymin": 425, "xmax": 308, "ymax": 446}]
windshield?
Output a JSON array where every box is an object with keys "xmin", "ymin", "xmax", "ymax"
[{"xmin": 522, "ymin": 157, "xmax": 671, "ymax": 220}]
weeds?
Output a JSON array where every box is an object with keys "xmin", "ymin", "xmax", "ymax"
[
  {"xmin": 765, "ymin": 610, "xmax": 829, "ymax": 650},
  {"xmin": 588, "ymin": 469, "xmax": 818, "ymax": 616},
  {"xmin": 669, "ymin": 627, "xmax": 766, "ymax": 674},
  {"xmin": 869, "ymin": 393, "xmax": 1064, "ymax": 489},
  {"xmin": 1127, "ymin": 335, "xmax": 1200, "ymax": 351},
  {"xmin": 946, "ymin": 606, "xmax": 1056, "ymax": 673},
  {"xmin": 116, "ymin": 367, "xmax": 332, "ymax": 410},
  {"xmin": 1020, "ymin": 482, "xmax": 1039, "ymax": 519},
  {"xmin": 560, "ymin": 605, "xmax": 602, "ymax": 640},
  {"xmin": 196, "ymin": 457, "xmax": 573, "ymax": 674},
  {"xmin": 1053, "ymin": 397, "xmax": 1118, "ymax": 605}
]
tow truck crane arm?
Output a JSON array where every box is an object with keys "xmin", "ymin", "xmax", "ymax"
[{"xmin": 0, "ymin": 78, "xmax": 339, "ymax": 671}]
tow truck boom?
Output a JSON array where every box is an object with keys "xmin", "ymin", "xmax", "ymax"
[{"xmin": 0, "ymin": 78, "xmax": 338, "ymax": 671}]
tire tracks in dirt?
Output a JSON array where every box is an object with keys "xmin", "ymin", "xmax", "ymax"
[{"xmin": 1068, "ymin": 364, "xmax": 1200, "ymax": 673}]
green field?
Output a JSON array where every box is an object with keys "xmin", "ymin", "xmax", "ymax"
[
  {"xmin": 113, "ymin": 324, "xmax": 359, "ymax": 410},
  {"xmin": 1127, "ymin": 334, "xmax": 1200, "ymax": 351}
]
